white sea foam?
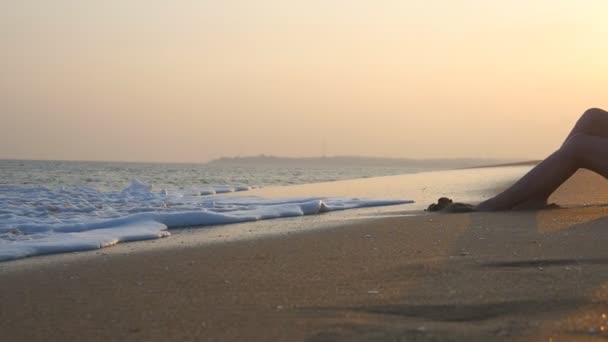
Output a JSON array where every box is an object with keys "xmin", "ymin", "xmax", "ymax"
[{"xmin": 0, "ymin": 180, "xmax": 412, "ymax": 261}]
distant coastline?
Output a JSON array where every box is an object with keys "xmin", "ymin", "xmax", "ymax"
[
  {"xmin": 0, "ymin": 156, "xmax": 532, "ymax": 170},
  {"xmin": 206, "ymin": 155, "xmax": 520, "ymax": 169},
  {"xmin": 464, "ymin": 160, "xmax": 541, "ymax": 169}
]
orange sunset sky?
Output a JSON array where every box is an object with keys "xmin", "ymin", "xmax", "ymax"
[{"xmin": 1, "ymin": 0, "xmax": 607, "ymax": 162}]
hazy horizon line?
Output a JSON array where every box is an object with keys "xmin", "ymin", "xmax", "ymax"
[{"xmin": 0, "ymin": 154, "xmax": 527, "ymax": 165}]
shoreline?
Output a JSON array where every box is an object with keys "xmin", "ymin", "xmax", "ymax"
[
  {"xmin": 462, "ymin": 160, "xmax": 541, "ymax": 169},
  {"xmin": 3, "ymin": 170, "xmax": 608, "ymax": 340},
  {"xmin": 0, "ymin": 164, "xmax": 533, "ymax": 266}
]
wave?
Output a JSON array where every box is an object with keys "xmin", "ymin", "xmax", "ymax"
[{"xmin": 0, "ymin": 180, "xmax": 412, "ymax": 261}]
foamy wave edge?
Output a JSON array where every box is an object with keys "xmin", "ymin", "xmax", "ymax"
[{"xmin": 0, "ymin": 180, "xmax": 412, "ymax": 261}]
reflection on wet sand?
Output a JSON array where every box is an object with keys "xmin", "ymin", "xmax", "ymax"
[{"xmin": 301, "ymin": 171, "xmax": 608, "ymax": 341}]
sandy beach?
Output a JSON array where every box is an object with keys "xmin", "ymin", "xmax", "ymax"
[
  {"xmin": 3, "ymin": 0, "xmax": 606, "ymax": 340},
  {"xmin": 3, "ymin": 169, "xmax": 608, "ymax": 341}
]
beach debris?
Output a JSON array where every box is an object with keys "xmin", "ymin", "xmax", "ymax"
[
  {"xmin": 276, "ymin": 305, "xmax": 284, "ymax": 310},
  {"xmin": 367, "ymin": 290, "xmax": 380, "ymax": 295},
  {"xmin": 364, "ymin": 234, "xmax": 373, "ymax": 239},
  {"xmin": 427, "ymin": 197, "xmax": 453, "ymax": 211},
  {"xmin": 426, "ymin": 197, "xmax": 474, "ymax": 213}
]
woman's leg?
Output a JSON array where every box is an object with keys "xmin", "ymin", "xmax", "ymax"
[
  {"xmin": 564, "ymin": 108, "xmax": 608, "ymax": 143},
  {"xmin": 475, "ymin": 133, "xmax": 608, "ymax": 211},
  {"xmin": 477, "ymin": 108, "xmax": 608, "ymax": 211}
]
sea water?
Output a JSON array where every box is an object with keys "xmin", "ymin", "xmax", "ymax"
[
  {"xmin": 0, "ymin": 160, "xmax": 532, "ymax": 262},
  {"xmin": 0, "ymin": 160, "xmax": 428, "ymax": 261},
  {"xmin": 0, "ymin": 159, "xmax": 444, "ymax": 191}
]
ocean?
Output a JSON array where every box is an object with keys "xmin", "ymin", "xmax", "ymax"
[
  {"xmin": 0, "ymin": 159, "xmax": 532, "ymax": 262},
  {"xmin": 0, "ymin": 159, "xmax": 477, "ymax": 191}
]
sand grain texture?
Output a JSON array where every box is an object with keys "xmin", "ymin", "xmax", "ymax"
[{"xmin": 3, "ymin": 170, "xmax": 608, "ymax": 341}]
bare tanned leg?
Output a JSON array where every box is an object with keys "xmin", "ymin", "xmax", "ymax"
[{"xmin": 475, "ymin": 108, "xmax": 608, "ymax": 211}]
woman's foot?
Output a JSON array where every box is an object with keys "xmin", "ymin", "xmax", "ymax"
[
  {"xmin": 511, "ymin": 197, "xmax": 560, "ymax": 211},
  {"xmin": 474, "ymin": 197, "xmax": 560, "ymax": 211},
  {"xmin": 474, "ymin": 198, "xmax": 507, "ymax": 211}
]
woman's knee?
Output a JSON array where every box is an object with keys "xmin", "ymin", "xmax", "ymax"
[{"xmin": 578, "ymin": 108, "xmax": 608, "ymax": 126}]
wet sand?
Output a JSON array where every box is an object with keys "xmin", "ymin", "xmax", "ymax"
[{"xmin": 3, "ymin": 169, "xmax": 608, "ymax": 341}]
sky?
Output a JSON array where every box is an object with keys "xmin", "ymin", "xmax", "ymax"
[{"xmin": 1, "ymin": 0, "xmax": 607, "ymax": 163}]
